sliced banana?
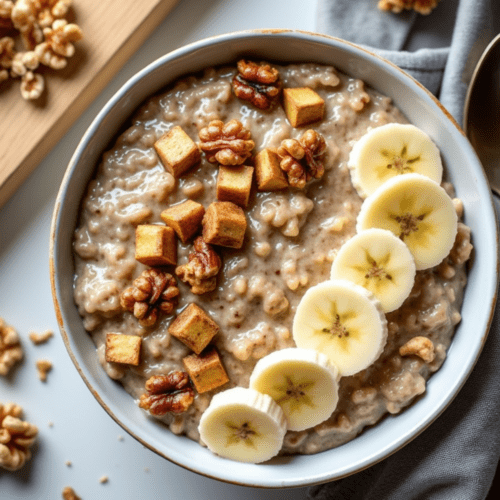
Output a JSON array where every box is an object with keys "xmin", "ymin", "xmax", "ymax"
[
  {"xmin": 330, "ymin": 228, "xmax": 416, "ymax": 313},
  {"xmin": 292, "ymin": 280, "xmax": 388, "ymax": 377},
  {"xmin": 198, "ymin": 387, "xmax": 286, "ymax": 463},
  {"xmin": 348, "ymin": 123, "xmax": 443, "ymax": 198},
  {"xmin": 356, "ymin": 173, "xmax": 458, "ymax": 270},
  {"xmin": 249, "ymin": 348, "xmax": 339, "ymax": 432}
]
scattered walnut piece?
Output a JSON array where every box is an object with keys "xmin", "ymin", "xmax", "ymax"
[
  {"xmin": 36, "ymin": 1, "xmax": 73, "ymax": 29},
  {"xmin": 62, "ymin": 486, "xmax": 81, "ymax": 500},
  {"xmin": 29, "ymin": 329, "xmax": 54, "ymax": 345},
  {"xmin": 139, "ymin": 371, "xmax": 194, "ymax": 416},
  {"xmin": 0, "ymin": 318, "xmax": 23, "ymax": 376},
  {"xmin": 198, "ymin": 119, "xmax": 254, "ymax": 165},
  {"xmin": 11, "ymin": 0, "xmax": 44, "ymax": 50},
  {"xmin": 0, "ymin": 402, "xmax": 38, "ymax": 471},
  {"xmin": 99, "ymin": 475, "xmax": 109, "ymax": 484},
  {"xmin": 399, "ymin": 336, "xmax": 435, "ymax": 363},
  {"xmin": 36, "ymin": 358, "xmax": 52, "ymax": 381},
  {"xmin": 176, "ymin": 236, "xmax": 222, "ymax": 294},
  {"xmin": 232, "ymin": 59, "xmax": 282, "ymax": 109},
  {"xmin": 277, "ymin": 129, "xmax": 327, "ymax": 188},
  {"xmin": 120, "ymin": 269, "xmax": 179, "ymax": 327},
  {"xmin": 378, "ymin": 0, "xmax": 440, "ymax": 15}
]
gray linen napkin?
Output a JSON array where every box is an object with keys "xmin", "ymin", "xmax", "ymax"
[{"xmin": 309, "ymin": 1, "xmax": 500, "ymax": 498}]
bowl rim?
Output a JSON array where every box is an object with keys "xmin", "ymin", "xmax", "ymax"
[{"xmin": 49, "ymin": 28, "xmax": 499, "ymax": 488}]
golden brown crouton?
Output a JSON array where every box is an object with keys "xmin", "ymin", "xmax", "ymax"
[
  {"xmin": 254, "ymin": 149, "xmax": 289, "ymax": 191},
  {"xmin": 183, "ymin": 346, "xmax": 229, "ymax": 393},
  {"xmin": 168, "ymin": 303, "xmax": 219, "ymax": 354},
  {"xmin": 154, "ymin": 126, "xmax": 201, "ymax": 178},
  {"xmin": 105, "ymin": 333, "xmax": 142, "ymax": 366},
  {"xmin": 216, "ymin": 165, "xmax": 254, "ymax": 207},
  {"xmin": 283, "ymin": 87, "xmax": 325, "ymax": 127},
  {"xmin": 135, "ymin": 225, "xmax": 177, "ymax": 266},
  {"xmin": 202, "ymin": 201, "xmax": 247, "ymax": 249},
  {"xmin": 161, "ymin": 200, "xmax": 205, "ymax": 243}
]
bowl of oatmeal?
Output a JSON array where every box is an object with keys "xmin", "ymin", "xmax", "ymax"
[{"xmin": 50, "ymin": 30, "xmax": 498, "ymax": 487}]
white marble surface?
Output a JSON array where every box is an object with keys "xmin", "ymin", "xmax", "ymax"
[{"xmin": 0, "ymin": 0, "xmax": 316, "ymax": 497}]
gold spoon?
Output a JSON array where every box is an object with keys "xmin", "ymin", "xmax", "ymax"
[{"xmin": 463, "ymin": 33, "xmax": 500, "ymax": 196}]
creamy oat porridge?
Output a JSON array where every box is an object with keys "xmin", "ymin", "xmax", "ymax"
[{"xmin": 72, "ymin": 60, "xmax": 472, "ymax": 459}]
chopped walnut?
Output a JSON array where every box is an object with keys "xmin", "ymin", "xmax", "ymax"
[
  {"xmin": 35, "ymin": 18, "xmax": 82, "ymax": 69},
  {"xmin": 35, "ymin": 0, "xmax": 72, "ymax": 28},
  {"xmin": 449, "ymin": 222, "xmax": 473, "ymax": 265},
  {"xmin": 120, "ymin": 269, "xmax": 179, "ymax": 327},
  {"xmin": 232, "ymin": 59, "xmax": 282, "ymax": 109},
  {"xmin": 399, "ymin": 336, "xmax": 435, "ymax": 363},
  {"xmin": 29, "ymin": 329, "xmax": 53, "ymax": 345},
  {"xmin": 10, "ymin": 49, "xmax": 39, "ymax": 77},
  {"xmin": 0, "ymin": 1, "xmax": 14, "ymax": 23},
  {"xmin": 36, "ymin": 358, "xmax": 52, "ymax": 381},
  {"xmin": 11, "ymin": 0, "xmax": 43, "ymax": 50},
  {"xmin": 20, "ymin": 70, "xmax": 44, "ymax": 99},
  {"xmin": 62, "ymin": 486, "xmax": 81, "ymax": 500},
  {"xmin": 0, "ymin": 402, "xmax": 38, "ymax": 471},
  {"xmin": 378, "ymin": 0, "xmax": 440, "ymax": 15},
  {"xmin": 0, "ymin": 318, "xmax": 23, "ymax": 376},
  {"xmin": 0, "ymin": 36, "xmax": 15, "ymax": 71},
  {"xmin": 198, "ymin": 119, "xmax": 255, "ymax": 165},
  {"xmin": 176, "ymin": 236, "xmax": 222, "ymax": 294},
  {"xmin": 139, "ymin": 371, "xmax": 194, "ymax": 416},
  {"xmin": 277, "ymin": 129, "xmax": 327, "ymax": 188}
]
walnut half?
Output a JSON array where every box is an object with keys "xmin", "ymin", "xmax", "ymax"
[
  {"xmin": 139, "ymin": 371, "xmax": 195, "ymax": 416},
  {"xmin": 0, "ymin": 402, "xmax": 38, "ymax": 471},
  {"xmin": 176, "ymin": 236, "xmax": 222, "ymax": 294}
]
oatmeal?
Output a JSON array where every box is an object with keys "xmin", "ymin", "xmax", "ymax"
[{"xmin": 72, "ymin": 61, "xmax": 471, "ymax": 455}]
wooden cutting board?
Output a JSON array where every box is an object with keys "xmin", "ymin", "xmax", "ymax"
[{"xmin": 0, "ymin": 0, "xmax": 178, "ymax": 209}]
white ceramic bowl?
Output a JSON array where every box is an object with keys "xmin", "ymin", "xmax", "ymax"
[{"xmin": 50, "ymin": 30, "xmax": 498, "ymax": 488}]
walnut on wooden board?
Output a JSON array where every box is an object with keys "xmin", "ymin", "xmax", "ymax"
[
  {"xmin": 0, "ymin": 318, "xmax": 23, "ymax": 376},
  {"xmin": 232, "ymin": 59, "xmax": 282, "ymax": 109},
  {"xmin": 139, "ymin": 371, "xmax": 195, "ymax": 416},
  {"xmin": 120, "ymin": 269, "xmax": 180, "ymax": 327},
  {"xmin": 0, "ymin": 402, "xmax": 38, "ymax": 471},
  {"xmin": 378, "ymin": 0, "xmax": 440, "ymax": 15},
  {"xmin": 176, "ymin": 236, "xmax": 222, "ymax": 295},
  {"xmin": 277, "ymin": 129, "xmax": 327, "ymax": 188},
  {"xmin": 198, "ymin": 119, "xmax": 255, "ymax": 165}
]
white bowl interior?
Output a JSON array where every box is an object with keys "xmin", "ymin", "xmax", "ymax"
[{"xmin": 50, "ymin": 30, "xmax": 498, "ymax": 488}]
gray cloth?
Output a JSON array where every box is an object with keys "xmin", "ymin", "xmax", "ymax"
[{"xmin": 310, "ymin": 1, "xmax": 500, "ymax": 499}]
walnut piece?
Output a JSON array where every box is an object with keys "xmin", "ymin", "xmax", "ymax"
[
  {"xmin": 378, "ymin": 0, "xmax": 440, "ymax": 15},
  {"xmin": 0, "ymin": 402, "xmax": 38, "ymax": 471},
  {"xmin": 20, "ymin": 70, "xmax": 44, "ymax": 99},
  {"xmin": 29, "ymin": 329, "xmax": 53, "ymax": 345},
  {"xmin": 138, "ymin": 371, "xmax": 194, "ymax": 416},
  {"xmin": 277, "ymin": 129, "xmax": 327, "ymax": 188},
  {"xmin": 0, "ymin": 36, "xmax": 15, "ymax": 71},
  {"xmin": 0, "ymin": 318, "xmax": 23, "ymax": 376},
  {"xmin": 198, "ymin": 119, "xmax": 254, "ymax": 165},
  {"xmin": 11, "ymin": 0, "xmax": 43, "ymax": 50},
  {"xmin": 176, "ymin": 236, "xmax": 222, "ymax": 294},
  {"xmin": 36, "ymin": 358, "xmax": 52, "ymax": 381},
  {"xmin": 399, "ymin": 336, "xmax": 435, "ymax": 363},
  {"xmin": 120, "ymin": 269, "xmax": 179, "ymax": 327},
  {"xmin": 232, "ymin": 59, "xmax": 282, "ymax": 109},
  {"xmin": 35, "ymin": 18, "xmax": 82, "ymax": 69},
  {"xmin": 62, "ymin": 486, "xmax": 81, "ymax": 500}
]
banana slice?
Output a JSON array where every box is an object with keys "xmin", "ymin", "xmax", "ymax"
[
  {"xmin": 198, "ymin": 387, "xmax": 286, "ymax": 463},
  {"xmin": 292, "ymin": 280, "xmax": 388, "ymax": 377},
  {"xmin": 348, "ymin": 123, "xmax": 443, "ymax": 198},
  {"xmin": 356, "ymin": 173, "xmax": 458, "ymax": 270},
  {"xmin": 249, "ymin": 348, "xmax": 339, "ymax": 431},
  {"xmin": 330, "ymin": 228, "xmax": 416, "ymax": 313}
]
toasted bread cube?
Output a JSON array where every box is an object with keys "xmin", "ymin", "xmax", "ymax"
[
  {"xmin": 216, "ymin": 165, "xmax": 254, "ymax": 207},
  {"xmin": 183, "ymin": 345, "xmax": 229, "ymax": 393},
  {"xmin": 135, "ymin": 225, "xmax": 177, "ymax": 266},
  {"xmin": 105, "ymin": 333, "xmax": 142, "ymax": 366},
  {"xmin": 254, "ymin": 149, "xmax": 288, "ymax": 191},
  {"xmin": 202, "ymin": 201, "xmax": 246, "ymax": 249},
  {"xmin": 154, "ymin": 126, "xmax": 201, "ymax": 178},
  {"xmin": 161, "ymin": 200, "xmax": 205, "ymax": 243},
  {"xmin": 283, "ymin": 87, "xmax": 325, "ymax": 127},
  {"xmin": 168, "ymin": 303, "xmax": 219, "ymax": 354}
]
